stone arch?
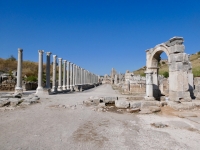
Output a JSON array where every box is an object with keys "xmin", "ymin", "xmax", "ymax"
[{"xmin": 145, "ymin": 37, "xmax": 193, "ymax": 102}]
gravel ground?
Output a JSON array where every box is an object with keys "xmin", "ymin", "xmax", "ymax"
[{"xmin": 0, "ymin": 84, "xmax": 200, "ymax": 150}]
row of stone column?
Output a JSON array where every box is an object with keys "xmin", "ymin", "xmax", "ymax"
[
  {"xmin": 37, "ymin": 51, "xmax": 99, "ymax": 94},
  {"xmin": 14, "ymin": 48, "xmax": 99, "ymax": 94}
]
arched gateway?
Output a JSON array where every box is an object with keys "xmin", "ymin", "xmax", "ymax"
[{"xmin": 145, "ymin": 37, "xmax": 194, "ymax": 101}]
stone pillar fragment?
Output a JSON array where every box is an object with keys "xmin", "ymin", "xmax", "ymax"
[
  {"xmin": 145, "ymin": 71, "xmax": 155, "ymax": 100},
  {"xmin": 36, "ymin": 50, "xmax": 44, "ymax": 94},
  {"xmin": 51, "ymin": 55, "xmax": 57, "ymax": 93},
  {"xmin": 45, "ymin": 52, "xmax": 51, "ymax": 89},
  {"xmin": 15, "ymin": 48, "xmax": 23, "ymax": 94}
]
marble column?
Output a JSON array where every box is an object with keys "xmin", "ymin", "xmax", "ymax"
[
  {"xmin": 15, "ymin": 48, "xmax": 23, "ymax": 94},
  {"xmin": 57, "ymin": 58, "xmax": 63, "ymax": 91},
  {"xmin": 62, "ymin": 60, "xmax": 67, "ymax": 90},
  {"xmin": 51, "ymin": 55, "xmax": 57, "ymax": 93},
  {"xmin": 67, "ymin": 61, "xmax": 70, "ymax": 89},
  {"xmin": 36, "ymin": 50, "xmax": 44, "ymax": 94},
  {"xmin": 145, "ymin": 71, "xmax": 155, "ymax": 100},
  {"xmin": 80, "ymin": 68, "xmax": 83, "ymax": 85},
  {"xmin": 70, "ymin": 63, "xmax": 73, "ymax": 90},
  {"xmin": 45, "ymin": 52, "xmax": 51, "ymax": 89},
  {"xmin": 73, "ymin": 64, "xmax": 75, "ymax": 87},
  {"xmin": 75, "ymin": 65, "xmax": 77, "ymax": 85}
]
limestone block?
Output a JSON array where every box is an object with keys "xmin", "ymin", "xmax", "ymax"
[
  {"xmin": 126, "ymin": 108, "xmax": 140, "ymax": 113},
  {"xmin": 104, "ymin": 97, "xmax": 116, "ymax": 104},
  {"xmin": 169, "ymin": 62, "xmax": 184, "ymax": 72},
  {"xmin": 0, "ymin": 98, "xmax": 10, "ymax": 107},
  {"xmin": 129, "ymin": 102, "xmax": 141, "ymax": 109},
  {"xmin": 169, "ymin": 44, "xmax": 184, "ymax": 54},
  {"xmin": 169, "ymin": 53, "xmax": 188, "ymax": 63},
  {"xmin": 141, "ymin": 101, "xmax": 160, "ymax": 108},
  {"xmin": 169, "ymin": 71, "xmax": 189, "ymax": 91},
  {"xmin": 115, "ymin": 100, "xmax": 130, "ymax": 108},
  {"xmin": 169, "ymin": 91, "xmax": 191, "ymax": 101},
  {"xmin": 9, "ymin": 98, "xmax": 23, "ymax": 106}
]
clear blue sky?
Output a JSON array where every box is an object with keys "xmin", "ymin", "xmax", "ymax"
[{"xmin": 0, "ymin": 0, "xmax": 200, "ymax": 76}]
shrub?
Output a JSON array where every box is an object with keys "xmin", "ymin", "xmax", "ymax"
[
  {"xmin": 163, "ymin": 71, "xmax": 169, "ymax": 78},
  {"xmin": 25, "ymin": 75, "xmax": 37, "ymax": 82}
]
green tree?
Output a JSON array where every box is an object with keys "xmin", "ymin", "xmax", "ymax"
[{"xmin": 163, "ymin": 71, "xmax": 169, "ymax": 78}]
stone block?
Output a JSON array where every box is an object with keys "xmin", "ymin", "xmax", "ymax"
[
  {"xmin": 0, "ymin": 98, "xmax": 10, "ymax": 107},
  {"xmin": 130, "ymin": 102, "xmax": 141, "ymax": 109},
  {"xmin": 141, "ymin": 101, "xmax": 160, "ymax": 108},
  {"xmin": 169, "ymin": 44, "xmax": 184, "ymax": 54},
  {"xmin": 9, "ymin": 98, "xmax": 22, "ymax": 106},
  {"xmin": 169, "ymin": 53, "xmax": 188, "ymax": 63},
  {"xmin": 169, "ymin": 71, "xmax": 189, "ymax": 91},
  {"xmin": 169, "ymin": 91, "xmax": 191, "ymax": 101},
  {"xmin": 115, "ymin": 100, "xmax": 130, "ymax": 108},
  {"xmin": 169, "ymin": 62, "xmax": 184, "ymax": 72}
]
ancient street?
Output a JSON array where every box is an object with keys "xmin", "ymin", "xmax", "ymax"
[{"xmin": 0, "ymin": 84, "xmax": 200, "ymax": 150}]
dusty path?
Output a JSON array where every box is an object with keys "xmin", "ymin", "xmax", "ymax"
[{"xmin": 0, "ymin": 84, "xmax": 200, "ymax": 150}]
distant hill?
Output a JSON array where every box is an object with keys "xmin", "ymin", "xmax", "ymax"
[{"xmin": 133, "ymin": 51, "xmax": 200, "ymax": 77}]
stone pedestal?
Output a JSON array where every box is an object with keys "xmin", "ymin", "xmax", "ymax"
[
  {"xmin": 36, "ymin": 50, "xmax": 44, "ymax": 95},
  {"xmin": 15, "ymin": 48, "xmax": 23, "ymax": 94}
]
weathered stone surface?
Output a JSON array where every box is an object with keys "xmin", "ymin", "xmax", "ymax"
[
  {"xmin": 148, "ymin": 106, "xmax": 161, "ymax": 112},
  {"xmin": 0, "ymin": 98, "xmax": 10, "ymax": 107},
  {"xmin": 151, "ymin": 122, "xmax": 168, "ymax": 128},
  {"xmin": 126, "ymin": 108, "xmax": 140, "ymax": 113},
  {"xmin": 104, "ymin": 97, "xmax": 117, "ymax": 104},
  {"xmin": 13, "ymin": 93, "xmax": 22, "ymax": 98},
  {"xmin": 98, "ymin": 103, "xmax": 106, "ymax": 108},
  {"xmin": 141, "ymin": 101, "xmax": 160, "ymax": 108},
  {"xmin": 178, "ymin": 112, "xmax": 198, "ymax": 118},
  {"xmin": 129, "ymin": 102, "xmax": 141, "ymax": 109},
  {"xmin": 9, "ymin": 98, "xmax": 23, "ymax": 106},
  {"xmin": 115, "ymin": 100, "xmax": 130, "ymax": 109},
  {"xmin": 0, "ymin": 94, "xmax": 13, "ymax": 98}
]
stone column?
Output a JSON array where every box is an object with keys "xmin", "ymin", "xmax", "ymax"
[
  {"xmin": 57, "ymin": 58, "xmax": 63, "ymax": 91},
  {"xmin": 145, "ymin": 71, "xmax": 155, "ymax": 100},
  {"xmin": 67, "ymin": 61, "xmax": 70, "ymax": 89},
  {"xmin": 36, "ymin": 50, "xmax": 44, "ymax": 94},
  {"xmin": 45, "ymin": 52, "xmax": 51, "ymax": 89},
  {"xmin": 75, "ymin": 65, "xmax": 77, "ymax": 85},
  {"xmin": 15, "ymin": 48, "xmax": 23, "ymax": 94},
  {"xmin": 73, "ymin": 64, "xmax": 75, "ymax": 87},
  {"xmin": 51, "ymin": 55, "xmax": 57, "ymax": 93},
  {"xmin": 80, "ymin": 68, "xmax": 83, "ymax": 85},
  {"xmin": 70, "ymin": 63, "xmax": 73, "ymax": 90},
  {"xmin": 62, "ymin": 60, "xmax": 67, "ymax": 90}
]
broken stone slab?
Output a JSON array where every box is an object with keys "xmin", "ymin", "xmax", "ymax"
[
  {"xmin": 9, "ymin": 98, "xmax": 23, "ymax": 107},
  {"xmin": 0, "ymin": 94, "xmax": 14, "ymax": 98},
  {"xmin": 104, "ymin": 97, "xmax": 117, "ymax": 104},
  {"xmin": 129, "ymin": 102, "xmax": 141, "ymax": 109},
  {"xmin": 0, "ymin": 98, "xmax": 10, "ymax": 107},
  {"xmin": 126, "ymin": 108, "xmax": 140, "ymax": 113},
  {"xmin": 167, "ymin": 101, "xmax": 196, "ymax": 110},
  {"xmin": 141, "ymin": 101, "xmax": 161, "ymax": 108},
  {"xmin": 139, "ymin": 106, "xmax": 161, "ymax": 114},
  {"xmin": 97, "ymin": 103, "xmax": 106, "ymax": 108},
  {"xmin": 115, "ymin": 100, "xmax": 130, "ymax": 109},
  {"xmin": 88, "ymin": 96, "xmax": 100, "ymax": 104},
  {"xmin": 178, "ymin": 112, "xmax": 198, "ymax": 118},
  {"xmin": 13, "ymin": 93, "xmax": 22, "ymax": 98}
]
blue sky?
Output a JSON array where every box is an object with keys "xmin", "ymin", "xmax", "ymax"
[{"xmin": 0, "ymin": 0, "xmax": 200, "ymax": 75}]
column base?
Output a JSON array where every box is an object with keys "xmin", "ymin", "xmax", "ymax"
[
  {"xmin": 57, "ymin": 86, "xmax": 63, "ymax": 91},
  {"xmin": 15, "ymin": 87, "xmax": 23, "ymax": 94},
  {"xmin": 62, "ymin": 85, "xmax": 67, "ymax": 91},
  {"xmin": 51, "ymin": 86, "xmax": 57, "ymax": 93},
  {"xmin": 144, "ymin": 96, "xmax": 155, "ymax": 101},
  {"xmin": 36, "ymin": 87, "xmax": 44, "ymax": 95},
  {"xmin": 66, "ymin": 85, "xmax": 70, "ymax": 90}
]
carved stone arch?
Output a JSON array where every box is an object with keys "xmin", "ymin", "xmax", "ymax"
[{"xmin": 145, "ymin": 37, "xmax": 193, "ymax": 102}]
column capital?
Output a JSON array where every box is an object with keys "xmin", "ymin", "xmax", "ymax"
[
  {"xmin": 53, "ymin": 55, "xmax": 57, "ymax": 58},
  {"xmin": 46, "ymin": 52, "xmax": 52, "ymax": 56},
  {"xmin": 58, "ymin": 58, "xmax": 62, "ymax": 61},
  {"xmin": 63, "ymin": 60, "xmax": 67, "ymax": 63},
  {"xmin": 18, "ymin": 48, "xmax": 23, "ymax": 52},
  {"xmin": 38, "ymin": 50, "xmax": 44, "ymax": 53}
]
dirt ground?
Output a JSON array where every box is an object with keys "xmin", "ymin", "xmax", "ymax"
[{"xmin": 0, "ymin": 84, "xmax": 200, "ymax": 150}]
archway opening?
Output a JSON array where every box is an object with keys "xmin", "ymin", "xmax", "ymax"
[{"xmin": 151, "ymin": 51, "xmax": 169, "ymax": 100}]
